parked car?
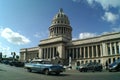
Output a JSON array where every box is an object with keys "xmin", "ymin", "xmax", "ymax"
[
  {"xmin": 78, "ymin": 62, "xmax": 102, "ymax": 72},
  {"xmin": 24, "ymin": 59, "xmax": 65, "ymax": 75},
  {"xmin": 1, "ymin": 60, "xmax": 10, "ymax": 64},
  {"xmin": 108, "ymin": 59, "xmax": 120, "ymax": 72},
  {"xmin": 9, "ymin": 61, "xmax": 24, "ymax": 67}
]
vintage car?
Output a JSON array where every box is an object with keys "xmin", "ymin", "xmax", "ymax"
[
  {"xmin": 78, "ymin": 62, "xmax": 103, "ymax": 72},
  {"xmin": 108, "ymin": 59, "xmax": 120, "ymax": 72},
  {"xmin": 24, "ymin": 59, "xmax": 65, "ymax": 75}
]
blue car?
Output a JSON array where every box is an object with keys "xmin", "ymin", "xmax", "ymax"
[
  {"xmin": 108, "ymin": 59, "xmax": 120, "ymax": 72},
  {"xmin": 24, "ymin": 59, "xmax": 65, "ymax": 75}
]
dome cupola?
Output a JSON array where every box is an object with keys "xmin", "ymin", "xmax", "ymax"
[
  {"xmin": 51, "ymin": 8, "xmax": 70, "ymax": 26},
  {"xmin": 49, "ymin": 8, "xmax": 72, "ymax": 40}
]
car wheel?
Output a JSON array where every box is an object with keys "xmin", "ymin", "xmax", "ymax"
[
  {"xmin": 44, "ymin": 69, "xmax": 49, "ymax": 75},
  {"xmin": 27, "ymin": 68, "xmax": 32, "ymax": 72},
  {"xmin": 79, "ymin": 69, "xmax": 82, "ymax": 72},
  {"xmin": 84, "ymin": 69, "xmax": 86, "ymax": 72},
  {"xmin": 109, "ymin": 70, "xmax": 112, "ymax": 72},
  {"xmin": 56, "ymin": 72, "xmax": 60, "ymax": 75}
]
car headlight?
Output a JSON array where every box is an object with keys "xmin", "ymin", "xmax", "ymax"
[{"xmin": 80, "ymin": 66, "xmax": 83, "ymax": 68}]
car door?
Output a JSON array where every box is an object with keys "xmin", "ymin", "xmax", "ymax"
[{"xmin": 33, "ymin": 61, "xmax": 42, "ymax": 72}]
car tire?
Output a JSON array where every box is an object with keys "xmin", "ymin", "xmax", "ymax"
[
  {"xmin": 27, "ymin": 68, "xmax": 32, "ymax": 72},
  {"xmin": 109, "ymin": 70, "xmax": 112, "ymax": 72},
  {"xmin": 56, "ymin": 72, "xmax": 60, "ymax": 75},
  {"xmin": 84, "ymin": 69, "xmax": 87, "ymax": 72},
  {"xmin": 44, "ymin": 69, "xmax": 49, "ymax": 75}
]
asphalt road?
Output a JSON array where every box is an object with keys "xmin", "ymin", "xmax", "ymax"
[{"xmin": 0, "ymin": 63, "xmax": 120, "ymax": 80}]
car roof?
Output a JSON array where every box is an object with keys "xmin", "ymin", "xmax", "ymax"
[{"xmin": 32, "ymin": 59, "xmax": 51, "ymax": 62}]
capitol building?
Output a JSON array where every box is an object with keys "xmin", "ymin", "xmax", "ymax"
[{"xmin": 20, "ymin": 9, "xmax": 120, "ymax": 68}]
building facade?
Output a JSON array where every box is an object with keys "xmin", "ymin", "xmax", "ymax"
[{"xmin": 20, "ymin": 9, "xmax": 120, "ymax": 68}]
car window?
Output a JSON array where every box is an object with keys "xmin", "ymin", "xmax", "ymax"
[
  {"xmin": 43, "ymin": 61, "xmax": 51, "ymax": 64},
  {"xmin": 31, "ymin": 61, "xmax": 42, "ymax": 64}
]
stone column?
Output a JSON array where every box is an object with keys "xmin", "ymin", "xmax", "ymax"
[
  {"xmin": 76, "ymin": 48, "xmax": 78, "ymax": 59},
  {"xmin": 88, "ymin": 46, "xmax": 90, "ymax": 58},
  {"xmin": 114, "ymin": 42, "xmax": 117, "ymax": 55},
  {"xmin": 100, "ymin": 45, "xmax": 102, "ymax": 57},
  {"xmin": 38, "ymin": 48, "xmax": 42, "ymax": 59},
  {"xmin": 84, "ymin": 47, "xmax": 86, "ymax": 59},
  {"xmin": 49, "ymin": 47, "xmax": 51, "ymax": 59},
  {"xmin": 96, "ymin": 45, "xmax": 98, "ymax": 57},
  {"xmin": 92, "ymin": 46, "xmax": 94, "ymax": 58},
  {"xmin": 23, "ymin": 53, "xmax": 26, "ymax": 61},
  {"xmin": 80, "ymin": 47, "xmax": 82, "ymax": 59},
  {"xmin": 110, "ymin": 43, "xmax": 112, "ymax": 55}
]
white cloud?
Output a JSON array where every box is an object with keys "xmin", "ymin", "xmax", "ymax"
[
  {"xmin": 34, "ymin": 31, "xmax": 48, "ymax": 39},
  {"xmin": 0, "ymin": 28, "xmax": 31, "ymax": 45},
  {"xmin": 86, "ymin": 0, "xmax": 120, "ymax": 10},
  {"xmin": 73, "ymin": 0, "xmax": 120, "ymax": 23},
  {"xmin": 102, "ymin": 12, "xmax": 119, "ymax": 23},
  {"xmin": 79, "ymin": 32, "xmax": 97, "ymax": 39},
  {"xmin": 87, "ymin": 0, "xmax": 95, "ymax": 5}
]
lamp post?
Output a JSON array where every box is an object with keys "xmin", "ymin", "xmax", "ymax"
[{"xmin": 11, "ymin": 52, "xmax": 16, "ymax": 61}]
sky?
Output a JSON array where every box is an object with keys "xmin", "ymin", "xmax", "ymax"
[{"xmin": 0, "ymin": 0, "xmax": 120, "ymax": 57}]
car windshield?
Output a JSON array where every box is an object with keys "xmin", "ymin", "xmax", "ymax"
[
  {"xmin": 110, "ymin": 59, "xmax": 120, "ymax": 66},
  {"xmin": 42, "ymin": 61, "xmax": 52, "ymax": 64}
]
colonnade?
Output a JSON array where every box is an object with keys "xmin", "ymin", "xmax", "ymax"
[
  {"xmin": 49, "ymin": 26, "xmax": 71, "ymax": 37},
  {"xmin": 42, "ymin": 47, "xmax": 57, "ymax": 59},
  {"xmin": 66, "ymin": 44, "xmax": 102, "ymax": 59},
  {"xmin": 106, "ymin": 42, "xmax": 120, "ymax": 55}
]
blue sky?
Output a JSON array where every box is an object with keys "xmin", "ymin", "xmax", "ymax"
[{"xmin": 0, "ymin": 0, "xmax": 120, "ymax": 57}]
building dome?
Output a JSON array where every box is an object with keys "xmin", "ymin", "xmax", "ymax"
[
  {"xmin": 49, "ymin": 8, "xmax": 72, "ymax": 40},
  {"xmin": 51, "ymin": 8, "xmax": 70, "ymax": 26}
]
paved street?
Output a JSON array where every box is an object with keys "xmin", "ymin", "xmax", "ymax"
[{"xmin": 0, "ymin": 63, "xmax": 120, "ymax": 80}]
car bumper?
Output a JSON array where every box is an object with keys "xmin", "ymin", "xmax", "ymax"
[{"xmin": 49, "ymin": 68, "xmax": 65, "ymax": 73}]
